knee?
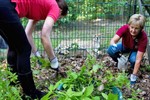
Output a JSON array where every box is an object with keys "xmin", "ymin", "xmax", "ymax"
[
  {"xmin": 107, "ymin": 45, "xmax": 116, "ymax": 56},
  {"xmin": 129, "ymin": 57, "xmax": 136, "ymax": 68}
]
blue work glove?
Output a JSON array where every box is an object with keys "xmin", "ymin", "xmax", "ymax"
[{"xmin": 130, "ymin": 74, "xmax": 137, "ymax": 87}]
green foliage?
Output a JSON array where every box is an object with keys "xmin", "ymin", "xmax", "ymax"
[
  {"xmin": 21, "ymin": 18, "xmax": 28, "ymax": 28},
  {"xmin": 145, "ymin": 65, "xmax": 150, "ymax": 72},
  {"xmin": 56, "ymin": 0, "xmax": 128, "ymax": 25},
  {"xmin": 40, "ymin": 55, "xmax": 133, "ymax": 100},
  {"xmin": 31, "ymin": 56, "xmax": 50, "ymax": 68},
  {"xmin": 101, "ymin": 92, "xmax": 118, "ymax": 100},
  {"xmin": 0, "ymin": 67, "xmax": 21, "ymax": 100},
  {"xmin": 103, "ymin": 70, "xmax": 129, "ymax": 89},
  {"xmin": 29, "ymin": 55, "xmax": 141, "ymax": 99}
]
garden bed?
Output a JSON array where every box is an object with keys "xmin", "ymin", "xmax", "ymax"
[{"xmin": 31, "ymin": 54, "xmax": 150, "ymax": 100}]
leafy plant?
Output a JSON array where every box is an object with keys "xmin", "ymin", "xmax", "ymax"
[
  {"xmin": 40, "ymin": 55, "xmax": 132, "ymax": 100},
  {"xmin": 0, "ymin": 66, "xmax": 21, "ymax": 100}
]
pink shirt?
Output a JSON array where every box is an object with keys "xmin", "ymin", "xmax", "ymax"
[
  {"xmin": 116, "ymin": 24, "xmax": 148, "ymax": 52},
  {"xmin": 11, "ymin": 0, "xmax": 61, "ymax": 22}
]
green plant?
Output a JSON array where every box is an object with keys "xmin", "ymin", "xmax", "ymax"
[
  {"xmin": 40, "ymin": 55, "xmax": 134, "ymax": 100},
  {"xmin": 30, "ymin": 55, "xmax": 140, "ymax": 99},
  {"xmin": 145, "ymin": 65, "xmax": 150, "ymax": 72},
  {"xmin": 0, "ymin": 66, "xmax": 21, "ymax": 100}
]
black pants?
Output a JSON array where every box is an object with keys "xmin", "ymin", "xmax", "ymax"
[{"xmin": 0, "ymin": 0, "xmax": 32, "ymax": 74}]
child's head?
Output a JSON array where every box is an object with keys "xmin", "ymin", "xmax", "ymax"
[{"xmin": 128, "ymin": 14, "xmax": 146, "ymax": 29}]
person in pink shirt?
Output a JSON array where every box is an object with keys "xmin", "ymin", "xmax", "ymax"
[
  {"xmin": 11, "ymin": 0, "xmax": 68, "ymax": 70},
  {"xmin": 1, "ymin": 0, "xmax": 49, "ymax": 99},
  {"xmin": 107, "ymin": 14, "xmax": 148, "ymax": 86},
  {"xmin": 9, "ymin": 0, "xmax": 68, "ymax": 99}
]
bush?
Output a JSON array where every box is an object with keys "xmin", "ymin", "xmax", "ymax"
[{"xmin": 0, "ymin": 66, "xmax": 21, "ymax": 99}]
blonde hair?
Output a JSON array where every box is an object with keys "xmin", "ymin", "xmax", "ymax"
[{"xmin": 128, "ymin": 14, "xmax": 146, "ymax": 29}]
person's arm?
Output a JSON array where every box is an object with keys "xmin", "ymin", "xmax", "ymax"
[
  {"xmin": 130, "ymin": 51, "xmax": 144, "ymax": 86},
  {"xmin": 110, "ymin": 34, "xmax": 121, "ymax": 45},
  {"xmin": 133, "ymin": 51, "xmax": 144, "ymax": 75},
  {"xmin": 25, "ymin": 19, "xmax": 38, "ymax": 53},
  {"xmin": 41, "ymin": 16, "xmax": 55, "ymax": 60}
]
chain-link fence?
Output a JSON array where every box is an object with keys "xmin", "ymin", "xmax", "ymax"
[
  {"xmin": 36, "ymin": 1, "xmax": 130, "ymax": 58},
  {"xmin": 0, "ymin": 0, "xmax": 150, "ymax": 59}
]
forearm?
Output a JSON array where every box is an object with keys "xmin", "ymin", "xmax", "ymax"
[
  {"xmin": 132, "ymin": 51, "xmax": 144, "ymax": 75},
  {"xmin": 130, "ymin": 60, "xmax": 141, "ymax": 86},
  {"xmin": 41, "ymin": 16, "xmax": 56, "ymax": 60},
  {"xmin": 110, "ymin": 34, "xmax": 120, "ymax": 45},
  {"xmin": 25, "ymin": 20, "xmax": 37, "ymax": 36},
  {"xmin": 133, "ymin": 60, "xmax": 141, "ymax": 75},
  {"xmin": 25, "ymin": 20, "xmax": 38, "ymax": 53},
  {"xmin": 110, "ymin": 39, "xmax": 116, "ymax": 45},
  {"xmin": 41, "ymin": 34, "xmax": 55, "ymax": 60}
]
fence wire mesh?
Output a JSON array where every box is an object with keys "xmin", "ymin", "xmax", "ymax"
[{"xmin": 0, "ymin": 0, "xmax": 150, "ymax": 59}]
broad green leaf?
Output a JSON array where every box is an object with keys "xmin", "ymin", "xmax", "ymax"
[
  {"xmin": 54, "ymin": 80, "xmax": 63, "ymax": 89},
  {"xmin": 101, "ymin": 93, "xmax": 108, "ymax": 100},
  {"xmin": 48, "ymin": 84, "xmax": 54, "ymax": 92},
  {"xmin": 92, "ymin": 96, "xmax": 100, "ymax": 100},
  {"xmin": 84, "ymin": 85, "xmax": 94, "ymax": 96},
  {"xmin": 70, "ymin": 72, "xmax": 78, "ymax": 80},
  {"xmin": 67, "ymin": 87, "xmax": 83, "ymax": 97},
  {"xmin": 108, "ymin": 93, "xmax": 118, "ymax": 100},
  {"xmin": 81, "ymin": 97, "xmax": 91, "ymax": 100}
]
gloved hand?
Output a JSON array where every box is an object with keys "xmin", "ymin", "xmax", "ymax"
[
  {"xmin": 34, "ymin": 51, "xmax": 42, "ymax": 65},
  {"xmin": 111, "ymin": 44, "xmax": 118, "ymax": 54},
  {"xmin": 130, "ymin": 74, "xmax": 137, "ymax": 87},
  {"xmin": 50, "ymin": 57, "xmax": 67, "ymax": 78},
  {"xmin": 34, "ymin": 51, "xmax": 41, "ymax": 58},
  {"xmin": 117, "ymin": 55, "xmax": 128, "ymax": 71},
  {"xmin": 112, "ymin": 44, "xmax": 117, "ymax": 47}
]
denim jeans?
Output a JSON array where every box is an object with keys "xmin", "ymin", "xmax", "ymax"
[{"xmin": 107, "ymin": 42, "xmax": 137, "ymax": 68}]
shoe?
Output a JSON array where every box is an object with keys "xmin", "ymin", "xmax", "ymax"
[
  {"xmin": 30, "ymin": 89, "xmax": 47, "ymax": 99},
  {"xmin": 18, "ymin": 71, "xmax": 46, "ymax": 99}
]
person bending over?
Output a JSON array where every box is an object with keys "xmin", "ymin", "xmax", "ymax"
[
  {"xmin": 12, "ymin": 0, "xmax": 68, "ymax": 69},
  {"xmin": 0, "ymin": 0, "xmax": 46, "ymax": 99}
]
